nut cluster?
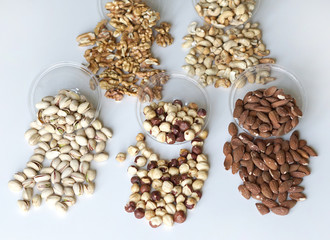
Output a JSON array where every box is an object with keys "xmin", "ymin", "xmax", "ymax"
[
  {"xmin": 124, "ymin": 133, "xmax": 209, "ymax": 227},
  {"xmin": 142, "ymin": 100, "xmax": 208, "ymax": 143},
  {"xmin": 223, "ymin": 123, "xmax": 317, "ymax": 215},
  {"xmin": 182, "ymin": 22, "xmax": 275, "ymax": 88},
  {"xmin": 76, "ymin": 0, "xmax": 174, "ymax": 102},
  {"xmin": 233, "ymin": 86, "xmax": 303, "ymax": 137},
  {"xmin": 8, "ymin": 90, "xmax": 112, "ymax": 213},
  {"xmin": 195, "ymin": 0, "xmax": 256, "ymax": 28}
]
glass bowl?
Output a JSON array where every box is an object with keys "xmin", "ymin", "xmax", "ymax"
[
  {"xmin": 98, "ymin": 0, "xmax": 163, "ymax": 20},
  {"xmin": 29, "ymin": 62, "xmax": 101, "ymax": 121},
  {"xmin": 229, "ymin": 64, "xmax": 306, "ymax": 138},
  {"xmin": 136, "ymin": 73, "xmax": 210, "ymax": 145},
  {"xmin": 192, "ymin": 0, "xmax": 260, "ymax": 28}
]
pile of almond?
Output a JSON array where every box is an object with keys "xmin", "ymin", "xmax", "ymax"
[
  {"xmin": 223, "ymin": 122, "xmax": 317, "ymax": 215},
  {"xmin": 233, "ymin": 86, "xmax": 303, "ymax": 137}
]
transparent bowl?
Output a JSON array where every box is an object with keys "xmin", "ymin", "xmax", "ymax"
[
  {"xmin": 29, "ymin": 62, "xmax": 101, "ymax": 121},
  {"xmin": 229, "ymin": 64, "xmax": 306, "ymax": 138},
  {"xmin": 136, "ymin": 73, "xmax": 210, "ymax": 145},
  {"xmin": 98, "ymin": 0, "xmax": 163, "ymax": 20},
  {"xmin": 192, "ymin": 0, "xmax": 260, "ymax": 29}
]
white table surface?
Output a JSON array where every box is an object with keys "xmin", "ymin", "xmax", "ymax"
[{"xmin": 1, "ymin": 1, "xmax": 329, "ymax": 239}]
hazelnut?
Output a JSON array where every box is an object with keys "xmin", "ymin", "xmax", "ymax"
[
  {"xmin": 136, "ymin": 200, "xmax": 146, "ymax": 210},
  {"xmin": 185, "ymin": 197, "xmax": 197, "ymax": 209},
  {"xmin": 156, "ymin": 132, "xmax": 166, "ymax": 143},
  {"xmin": 166, "ymin": 133, "xmax": 176, "ymax": 144},
  {"xmin": 181, "ymin": 173, "xmax": 189, "ymax": 181},
  {"xmin": 174, "ymin": 210, "xmax": 186, "ymax": 223},
  {"xmin": 197, "ymin": 108, "xmax": 207, "ymax": 118},
  {"xmin": 134, "ymin": 208, "xmax": 145, "ymax": 219},
  {"xmin": 149, "ymin": 168, "xmax": 163, "ymax": 180},
  {"xmin": 151, "ymin": 191, "xmax": 161, "ymax": 201},
  {"xmin": 130, "ymin": 176, "xmax": 140, "ymax": 184},
  {"xmin": 129, "ymin": 193, "xmax": 141, "ymax": 203},
  {"xmin": 148, "ymin": 153, "xmax": 159, "ymax": 161},
  {"xmin": 176, "ymin": 132, "xmax": 185, "ymax": 142},
  {"xmin": 127, "ymin": 165, "xmax": 138, "ymax": 175},
  {"xmin": 188, "ymin": 102, "xmax": 198, "ymax": 110},
  {"xmin": 191, "ymin": 123, "xmax": 202, "ymax": 134},
  {"xmin": 164, "ymin": 194, "xmax": 175, "ymax": 204},
  {"xmin": 161, "ymin": 173, "xmax": 171, "ymax": 181},
  {"xmin": 172, "ymin": 117, "xmax": 183, "ymax": 126},
  {"xmin": 156, "ymin": 107, "xmax": 165, "ymax": 115},
  {"xmin": 182, "ymin": 184, "xmax": 193, "ymax": 196},
  {"xmin": 137, "ymin": 169, "xmax": 148, "ymax": 178},
  {"xmin": 145, "ymin": 210, "xmax": 156, "ymax": 220},
  {"xmin": 178, "ymin": 156, "xmax": 187, "ymax": 165},
  {"xmin": 149, "ymin": 216, "xmax": 163, "ymax": 228},
  {"xmin": 147, "ymin": 161, "xmax": 158, "ymax": 170},
  {"xmin": 157, "ymin": 159, "xmax": 167, "ymax": 166},
  {"xmin": 151, "ymin": 179, "xmax": 163, "ymax": 190},
  {"xmin": 165, "ymin": 112, "xmax": 176, "ymax": 122},
  {"xmin": 151, "ymin": 126, "xmax": 160, "ymax": 137},
  {"xmin": 187, "ymin": 160, "xmax": 197, "ymax": 168},
  {"xmin": 179, "ymin": 121, "xmax": 190, "ymax": 131},
  {"xmin": 196, "ymin": 162, "xmax": 210, "ymax": 171},
  {"xmin": 192, "ymin": 146, "xmax": 203, "ymax": 155},
  {"xmin": 187, "ymin": 109, "xmax": 197, "ymax": 118},
  {"xmin": 115, "ymin": 152, "xmax": 126, "ymax": 162},
  {"xmin": 140, "ymin": 184, "xmax": 151, "ymax": 193},
  {"xmin": 156, "ymin": 198, "xmax": 166, "ymax": 207},
  {"xmin": 170, "ymin": 175, "xmax": 182, "ymax": 185},
  {"xmin": 131, "ymin": 183, "xmax": 140, "ymax": 193},
  {"xmin": 136, "ymin": 133, "xmax": 145, "ymax": 142},
  {"xmin": 192, "ymin": 179, "xmax": 204, "ymax": 191},
  {"xmin": 180, "ymin": 149, "xmax": 189, "ymax": 157},
  {"xmin": 155, "ymin": 207, "xmax": 167, "ymax": 217},
  {"xmin": 127, "ymin": 146, "xmax": 139, "ymax": 156},
  {"xmin": 168, "ymin": 159, "xmax": 179, "ymax": 167},
  {"xmin": 171, "ymin": 125, "xmax": 180, "ymax": 135},
  {"xmin": 199, "ymin": 130, "xmax": 208, "ymax": 140},
  {"xmin": 143, "ymin": 121, "xmax": 152, "ymax": 132},
  {"xmin": 168, "ymin": 167, "xmax": 179, "ymax": 176},
  {"xmin": 146, "ymin": 200, "xmax": 157, "ymax": 210},
  {"xmin": 145, "ymin": 110, "xmax": 156, "ymax": 120},
  {"xmin": 179, "ymin": 163, "xmax": 190, "ymax": 174},
  {"xmin": 196, "ymin": 154, "xmax": 208, "ymax": 162},
  {"xmin": 162, "ymin": 181, "xmax": 174, "ymax": 193},
  {"xmin": 159, "ymin": 122, "xmax": 171, "ymax": 132},
  {"xmin": 163, "ymin": 214, "xmax": 174, "ymax": 227},
  {"xmin": 194, "ymin": 117, "xmax": 205, "ymax": 125},
  {"xmin": 177, "ymin": 110, "xmax": 187, "ymax": 118},
  {"xmin": 134, "ymin": 156, "xmax": 147, "ymax": 167},
  {"xmin": 184, "ymin": 129, "xmax": 196, "ymax": 141},
  {"xmin": 141, "ymin": 148, "xmax": 152, "ymax": 158},
  {"xmin": 124, "ymin": 201, "xmax": 136, "ymax": 213},
  {"xmin": 136, "ymin": 141, "xmax": 146, "ymax": 150},
  {"xmin": 151, "ymin": 117, "xmax": 162, "ymax": 126},
  {"xmin": 141, "ymin": 192, "xmax": 151, "ymax": 202},
  {"xmin": 141, "ymin": 176, "xmax": 152, "ymax": 185},
  {"xmin": 192, "ymin": 190, "xmax": 202, "ymax": 201},
  {"xmin": 197, "ymin": 170, "xmax": 208, "ymax": 181},
  {"xmin": 173, "ymin": 99, "xmax": 183, "ymax": 106},
  {"xmin": 171, "ymin": 185, "xmax": 182, "ymax": 197},
  {"xmin": 165, "ymin": 204, "xmax": 176, "ymax": 215},
  {"xmin": 191, "ymin": 137, "xmax": 204, "ymax": 147},
  {"xmin": 143, "ymin": 106, "xmax": 153, "ymax": 115}
]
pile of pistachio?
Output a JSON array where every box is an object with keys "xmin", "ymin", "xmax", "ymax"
[{"xmin": 8, "ymin": 89, "xmax": 112, "ymax": 213}]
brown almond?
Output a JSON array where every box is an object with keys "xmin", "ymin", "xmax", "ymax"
[
  {"xmin": 278, "ymin": 192, "xmax": 288, "ymax": 203},
  {"xmin": 253, "ymin": 168, "xmax": 262, "ymax": 177},
  {"xmin": 302, "ymin": 145, "xmax": 318, "ymax": 157},
  {"xmin": 261, "ymin": 154, "xmax": 278, "ymax": 170},
  {"xmin": 279, "ymin": 180, "xmax": 293, "ymax": 193},
  {"xmin": 282, "ymin": 140, "xmax": 290, "ymax": 151},
  {"xmin": 260, "ymin": 183, "xmax": 273, "ymax": 199},
  {"xmin": 273, "ymin": 143, "xmax": 281, "ymax": 154},
  {"xmin": 233, "ymin": 145, "xmax": 244, "ymax": 162},
  {"xmin": 256, "ymin": 140, "xmax": 266, "ymax": 153},
  {"xmin": 262, "ymin": 171, "xmax": 272, "ymax": 183},
  {"xmin": 245, "ymin": 116, "xmax": 256, "ymax": 126},
  {"xmin": 275, "ymin": 150, "xmax": 286, "ymax": 165},
  {"xmin": 269, "ymin": 111, "xmax": 280, "ymax": 129},
  {"xmin": 231, "ymin": 137, "xmax": 244, "ymax": 148},
  {"xmin": 243, "ymin": 91, "xmax": 253, "ymax": 103},
  {"xmin": 242, "ymin": 152, "xmax": 251, "ymax": 161},
  {"xmin": 232, "ymin": 162, "xmax": 240, "ymax": 175},
  {"xmin": 238, "ymin": 109, "xmax": 249, "ymax": 125},
  {"xmin": 285, "ymin": 151, "xmax": 295, "ymax": 164},
  {"xmin": 265, "ymin": 145, "xmax": 274, "ymax": 155},
  {"xmin": 259, "ymin": 123, "xmax": 271, "ymax": 133},
  {"xmin": 235, "ymin": 99, "xmax": 244, "ymax": 107},
  {"xmin": 233, "ymin": 105, "xmax": 244, "ymax": 118},
  {"xmin": 228, "ymin": 122, "xmax": 238, "ymax": 137},
  {"xmin": 269, "ymin": 180, "xmax": 279, "ymax": 194},
  {"xmin": 296, "ymin": 149, "xmax": 309, "ymax": 159},
  {"xmin": 271, "ymin": 99, "xmax": 290, "ymax": 108},
  {"xmin": 239, "ymin": 168, "xmax": 249, "ymax": 182},
  {"xmin": 252, "ymin": 157, "xmax": 269, "ymax": 171},
  {"xmin": 288, "ymin": 186, "xmax": 304, "ymax": 193},
  {"xmin": 291, "ymin": 116, "xmax": 299, "ymax": 128},
  {"xmin": 251, "ymin": 118, "xmax": 262, "ymax": 130},
  {"xmin": 289, "ymin": 133, "xmax": 299, "ymax": 150},
  {"xmin": 280, "ymin": 163, "xmax": 290, "ymax": 174},
  {"xmin": 251, "ymin": 193, "xmax": 265, "ymax": 201},
  {"xmin": 280, "ymin": 200, "xmax": 297, "ymax": 209},
  {"xmin": 238, "ymin": 185, "xmax": 251, "ymax": 200},
  {"xmin": 245, "ymin": 182, "xmax": 261, "ymax": 195},
  {"xmin": 223, "ymin": 142, "xmax": 232, "ymax": 156},
  {"xmin": 290, "ymin": 171, "xmax": 306, "ymax": 178},
  {"xmin": 284, "ymin": 120, "xmax": 293, "ymax": 134},
  {"xmin": 256, "ymin": 203, "xmax": 270, "ymax": 215},
  {"xmin": 264, "ymin": 86, "xmax": 278, "ymax": 97},
  {"xmin": 256, "ymin": 112, "xmax": 270, "ymax": 123},
  {"xmin": 271, "ymin": 206, "xmax": 289, "ymax": 216},
  {"xmin": 269, "ymin": 169, "xmax": 280, "ymax": 180},
  {"xmin": 246, "ymin": 95, "xmax": 260, "ymax": 103},
  {"xmin": 298, "ymin": 140, "xmax": 307, "ymax": 148},
  {"xmin": 292, "ymin": 178, "xmax": 303, "ymax": 186},
  {"xmin": 289, "ymin": 164, "xmax": 299, "ymax": 172},
  {"xmin": 244, "ymin": 103, "xmax": 260, "ymax": 111},
  {"xmin": 280, "ymin": 173, "xmax": 290, "ymax": 181},
  {"xmin": 240, "ymin": 160, "xmax": 254, "ymax": 175},
  {"xmin": 224, "ymin": 154, "xmax": 233, "ymax": 171},
  {"xmin": 255, "ymin": 106, "xmax": 272, "ymax": 113},
  {"xmin": 262, "ymin": 198, "xmax": 279, "ymax": 208},
  {"xmin": 290, "ymin": 150, "xmax": 303, "ymax": 163},
  {"xmin": 297, "ymin": 165, "xmax": 311, "ymax": 176},
  {"xmin": 291, "ymin": 106, "xmax": 303, "ymax": 117},
  {"xmin": 276, "ymin": 107, "xmax": 289, "ymax": 117},
  {"xmin": 289, "ymin": 192, "xmax": 306, "ymax": 201},
  {"xmin": 260, "ymin": 99, "xmax": 271, "ymax": 107}
]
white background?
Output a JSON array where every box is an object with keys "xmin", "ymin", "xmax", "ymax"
[{"xmin": 0, "ymin": 0, "xmax": 329, "ymax": 239}]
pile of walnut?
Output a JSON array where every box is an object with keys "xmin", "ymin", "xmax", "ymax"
[
  {"xmin": 182, "ymin": 22, "xmax": 275, "ymax": 88},
  {"xmin": 117, "ymin": 132, "xmax": 209, "ymax": 228},
  {"xmin": 76, "ymin": 0, "xmax": 174, "ymax": 102},
  {"xmin": 223, "ymin": 122, "xmax": 317, "ymax": 216}
]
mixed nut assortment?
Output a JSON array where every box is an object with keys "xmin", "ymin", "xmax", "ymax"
[
  {"xmin": 142, "ymin": 100, "xmax": 208, "ymax": 144},
  {"xmin": 123, "ymin": 133, "xmax": 209, "ymax": 227},
  {"xmin": 195, "ymin": 0, "xmax": 256, "ymax": 28},
  {"xmin": 233, "ymin": 86, "xmax": 303, "ymax": 137},
  {"xmin": 223, "ymin": 123, "xmax": 317, "ymax": 215},
  {"xmin": 8, "ymin": 90, "xmax": 112, "ymax": 213},
  {"xmin": 182, "ymin": 22, "xmax": 275, "ymax": 88},
  {"xmin": 77, "ymin": 0, "xmax": 173, "ymax": 102}
]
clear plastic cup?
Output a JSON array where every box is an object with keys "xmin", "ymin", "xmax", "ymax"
[
  {"xmin": 136, "ymin": 73, "xmax": 210, "ymax": 145},
  {"xmin": 192, "ymin": 0, "xmax": 260, "ymax": 28},
  {"xmin": 229, "ymin": 64, "xmax": 306, "ymax": 138},
  {"xmin": 29, "ymin": 61, "xmax": 101, "ymax": 121}
]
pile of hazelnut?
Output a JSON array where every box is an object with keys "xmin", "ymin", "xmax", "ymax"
[
  {"xmin": 119, "ymin": 132, "xmax": 209, "ymax": 228},
  {"xmin": 142, "ymin": 100, "xmax": 207, "ymax": 144}
]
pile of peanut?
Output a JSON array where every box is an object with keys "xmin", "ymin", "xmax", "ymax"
[
  {"xmin": 77, "ymin": 0, "xmax": 173, "ymax": 102},
  {"xmin": 223, "ymin": 122, "xmax": 317, "ymax": 215},
  {"xmin": 122, "ymin": 133, "xmax": 209, "ymax": 227},
  {"xmin": 233, "ymin": 86, "xmax": 303, "ymax": 137},
  {"xmin": 8, "ymin": 90, "xmax": 112, "ymax": 213},
  {"xmin": 195, "ymin": 0, "xmax": 256, "ymax": 28},
  {"xmin": 142, "ymin": 100, "xmax": 207, "ymax": 144},
  {"xmin": 182, "ymin": 22, "xmax": 275, "ymax": 88}
]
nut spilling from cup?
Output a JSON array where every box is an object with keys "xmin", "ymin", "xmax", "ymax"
[
  {"xmin": 142, "ymin": 100, "xmax": 208, "ymax": 144},
  {"xmin": 233, "ymin": 86, "xmax": 303, "ymax": 137},
  {"xmin": 77, "ymin": 0, "xmax": 174, "ymax": 102},
  {"xmin": 195, "ymin": 0, "xmax": 256, "ymax": 28},
  {"xmin": 123, "ymin": 133, "xmax": 209, "ymax": 227},
  {"xmin": 8, "ymin": 89, "xmax": 112, "ymax": 213},
  {"xmin": 223, "ymin": 122, "xmax": 317, "ymax": 215}
]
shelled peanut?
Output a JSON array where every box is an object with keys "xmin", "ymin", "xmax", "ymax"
[
  {"xmin": 8, "ymin": 90, "xmax": 112, "ymax": 213},
  {"xmin": 76, "ymin": 0, "xmax": 173, "ymax": 102},
  {"xmin": 233, "ymin": 86, "xmax": 303, "ymax": 137},
  {"xmin": 142, "ymin": 100, "xmax": 208, "ymax": 143},
  {"xmin": 223, "ymin": 122, "xmax": 317, "ymax": 215},
  {"xmin": 182, "ymin": 22, "xmax": 275, "ymax": 88},
  {"xmin": 195, "ymin": 0, "xmax": 256, "ymax": 28},
  {"xmin": 124, "ymin": 133, "xmax": 209, "ymax": 227}
]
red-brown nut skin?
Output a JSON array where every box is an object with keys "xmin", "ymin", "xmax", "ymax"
[
  {"xmin": 174, "ymin": 210, "xmax": 186, "ymax": 223},
  {"xmin": 173, "ymin": 99, "xmax": 183, "ymax": 106},
  {"xmin": 151, "ymin": 191, "xmax": 161, "ymax": 201},
  {"xmin": 150, "ymin": 117, "xmax": 162, "ymax": 126},
  {"xmin": 192, "ymin": 146, "xmax": 203, "ymax": 155},
  {"xmin": 197, "ymin": 108, "xmax": 207, "ymax": 118},
  {"xmin": 180, "ymin": 149, "xmax": 189, "ymax": 157},
  {"xmin": 140, "ymin": 184, "xmax": 151, "ymax": 193},
  {"xmin": 171, "ymin": 125, "xmax": 180, "ymax": 135},
  {"xmin": 125, "ymin": 201, "xmax": 136, "ymax": 213},
  {"xmin": 134, "ymin": 208, "xmax": 145, "ymax": 219},
  {"xmin": 130, "ymin": 176, "xmax": 140, "ymax": 184},
  {"xmin": 147, "ymin": 161, "xmax": 158, "ymax": 170},
  {"xmin": 166, "ymin": 133, "xmax": 176, "ymax": 144},
  {"xmin": 176, "ymin": 132, "xmax": 185, "ymax": 142},
  {"xmin": 179, "ymin": 121, "xmax": 190, "ymax": 132},
  {"xmin": 168, "ymin": 159, "xmax": 179, "ymax": 167}
]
